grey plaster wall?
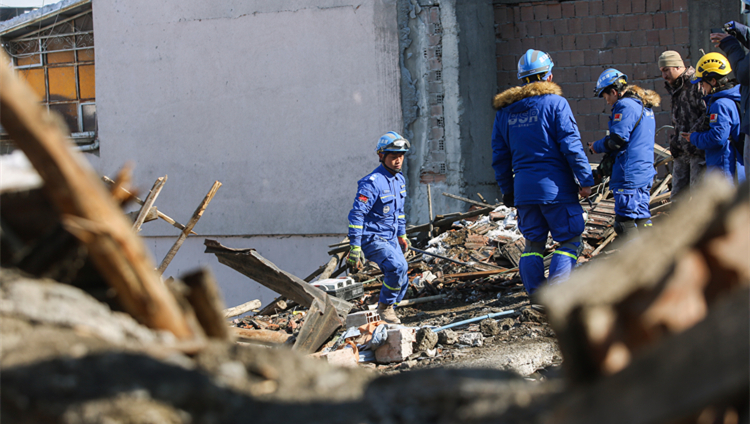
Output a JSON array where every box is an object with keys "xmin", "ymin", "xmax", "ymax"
[
  {"xmin": 689, "ymin": 0, "xmax": 746, "ymax": 68},
  {"xmin": 455, "ymin": 0, "xmax": 501, "ymax": 204},
  {"xmin": 94, "ymin": 0, "xmax": 403, "ymax": 237}
]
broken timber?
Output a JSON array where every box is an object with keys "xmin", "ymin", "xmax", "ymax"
[
  {"xmin": 133, "ymin": 175, "xmax": 166, "ymax": 232},
  {"xmin": 0, "ymin": 50, "xmax": 194, "ymax": 340},
  {"xmin": 224, "ymin": 299, "xmax": 262, "ymax": 318}
]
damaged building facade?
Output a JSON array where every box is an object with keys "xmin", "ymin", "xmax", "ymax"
[{"xmin": 0, "ymin": 0, "xmax": 741, "ymax": 308}]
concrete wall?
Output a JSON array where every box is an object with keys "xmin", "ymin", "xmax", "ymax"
[{"xmin": 93, "ymin": 0, "xmax": 403, "ymax": 303}]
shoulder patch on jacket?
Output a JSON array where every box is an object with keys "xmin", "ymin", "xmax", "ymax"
[
  {"xmin": 357, "ymin": 193, "xmax": 369, "ymax": 203},
  {"xmin": 710, "ymin": 113, "xmax": 718, "ymax": 123},
  {"xmin": 614, "ymin": 113, "xmax": 623, "ymax": 122}
]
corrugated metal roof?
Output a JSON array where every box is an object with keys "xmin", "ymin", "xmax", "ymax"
[{"xmin": 0, "ymin": 0, "xmax": 90, "ymax": 38}]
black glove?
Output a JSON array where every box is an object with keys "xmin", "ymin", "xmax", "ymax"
[
  {"xmin": 503, "ymin": 192, "xmax": 514, "ymax": 207},
  {"xmin": 669, "ymin": 137, "xmax": 683, "ymax": 159}
]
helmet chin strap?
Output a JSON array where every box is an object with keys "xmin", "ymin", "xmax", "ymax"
[{"xmin": 379, "ymin": 153, "xmax": 401, "ymax": 175}]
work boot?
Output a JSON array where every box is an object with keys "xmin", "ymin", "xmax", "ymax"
[{"xmin": 377, "ymin": 302, "xmax": 401, "ymax": 324}]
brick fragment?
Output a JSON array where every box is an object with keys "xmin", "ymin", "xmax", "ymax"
[
  {"xmin": 521, "ymin": 5, "xmax": 534, "ymax": 21},
  {"xmin": 534, "ymin": 4, "xmax": 548, "ymax": 20},
  {"xmin": 548, "ymin": 3, "xmax": 561, "ymax": 19},
  {"xmin": 618, "ymin": 0, "xmax": 632, "ymax": 14},
  {"xmin": 575, "ymin": 1, "xmax": 589, "ymax": 16},
  {"xmin": 375, "ymin": 327, "xmax": 416, "ymax": 363},
  {"xmin": 562, "ymin": 2, "xmax": 575, "ymax": 18},
  {"xmin": 632, "ymin": 0, "xmax": 646, "ymax": 13}
]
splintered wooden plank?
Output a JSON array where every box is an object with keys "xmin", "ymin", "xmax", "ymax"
[
  {"xmin": 0, "ymin": 50, "xmax": 194, "ymax": 340},
  {"xmin": 133, "ymin": 175, "xmax": 166, "ymax": 232},
  {"xmin": 204, "ymin": 239, "xmax": 353, "ymax": 319}
]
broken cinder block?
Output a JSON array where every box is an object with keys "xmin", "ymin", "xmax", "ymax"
[{"xmin": 375, "ymin": 327, "xmax": 416, "ymax": 363}]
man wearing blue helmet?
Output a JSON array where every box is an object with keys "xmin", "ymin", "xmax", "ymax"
[
  {"xmin": 346, "ymin": 132, "xmax": 410, "ymax": 323},
  {"xmin": 492, "ymin": 49, "xmax": 594, "ymax": 295},
  {"xmin": 590, "ymin": 69, "xmax": 661, "ymax": 240}
]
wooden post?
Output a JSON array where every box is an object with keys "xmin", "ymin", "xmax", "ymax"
[
  {"xmin": 224, "ymin": 299, "xmax": 262, "ymax": 318},
  {"xmin": 0, "ymin": 50, "xmax": 194, "ymax": 340},
  {"xmin": 427, "ymin": 184, "xmax": 434, "ymax": 238},
  {"xmin": 182, "ymin": 268, "xmax": 230, "ymax": 340},
  {"xmin": 102, "ymin": 175, "xmax": 197, "ymax": 235},
  {"xmin": 133, "ymin": 176, "xmax": 166, "ymax": 232},
  {"xmin": 157, "ymin": 181, "xmax": 221, "ymax": 274}
]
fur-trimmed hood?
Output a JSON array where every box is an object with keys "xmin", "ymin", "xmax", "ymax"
[
  {"xmin": 493, "ymin": 81, "xmax": 563, "ymax": 110},
  {"xmin": 622, "ymin": 85, "xmax": 661, "ymax": 109}
]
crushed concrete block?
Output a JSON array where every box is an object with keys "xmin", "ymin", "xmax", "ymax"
[
  {"xmin": 375, "ymin": 327, "xmax": 416, "ymax": 363},
  {"xmin": 458, "ymin": 332, "xmax": 483, "ymax": 347},
  {"xmin": 480, "ymin": 318, "xmax": 500, "ymax": 336},
  {"xmin": 438, "ymin": 329, "xmax": 458, "ymax": 345},
  {"xmin": 315, "ymin": 347, "xmax": 359, "ymax": 368},
  {"xmin": 414, "ymin": 327, "xmax": 438, "ymax": 352}
]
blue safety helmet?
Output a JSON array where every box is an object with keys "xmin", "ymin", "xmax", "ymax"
[
  {"xmin": 376, "ymin": 131, "xmax": 410, "ymax": 154},
  {"xmin": 743, "ymin": 0, "xmax": 750, "ymax": 14},
  {"xmin": 517, "ymin": 49, "xmax": 554, "ymax": 81},
  {"xmin": 594, "ymin": 68, "xmax": 628, "ymax": 97}
]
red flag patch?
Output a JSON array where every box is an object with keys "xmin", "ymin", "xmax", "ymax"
[
  {"xmin": 710, "ymin": 113, "xmax": 718, "ymax": 123},
  {"xmin": 613, "ymin": 113, "xmax": 622, "ymax": 122},
  {"xmin": 357, "ymin": 194, "xmax": 369, "ymax": 203}
]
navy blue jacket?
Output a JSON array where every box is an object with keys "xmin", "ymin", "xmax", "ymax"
[
  {"xmin": 690, "ymin": 85, "xmax": 745, "ymax": 179},
  {"xmin": 593, "ymin": 86, "xmax": 659, "ymax": 190},
  {"xmin": 719, "ymin": 22, "xmax": 750, "ymax": 136},
  {"xmin": 491, "ymin": 81, "xmax": 593, "ymax": 206},
  {"xmin": 347, "ymin": 164, "xmax": 406, "ymax": 247}
]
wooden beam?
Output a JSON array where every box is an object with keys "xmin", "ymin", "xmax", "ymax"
[
  {"xmin": 133, "ymin": 175, "xmax": 166, "ymax": 232},
  {"xmin": 182, "ymin": 268, "xmax": 230, "ymax": 340},
  {"xmin": 0, "ymin": 50, "xmax": 194, "ymax": 340},
  {"xmin": 102, "ymin": 175, "xmax": 197, "ymax": 235},
  {"xmin": 224, "ymin": 299, "xmax": 262, "ymax": 318},
  {"xmin": 157, "ymin": 181, "xmax": 221, "ymax": 274},
  {"xmin": 231, "ymin": 327, "xmax": 292, "ymax": 345}
]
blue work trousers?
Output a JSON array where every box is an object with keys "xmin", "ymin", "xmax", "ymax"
[
  {"xmin": 613, "ymin": 184, "xmax": 652, "ymax": 220},
  {"xmin": 517, "ymin": 203, "xmax": 585, "ymax": 295},
  {"xmin": 362, "ymin": 235, "xmax": 409, "ymax": 305}
]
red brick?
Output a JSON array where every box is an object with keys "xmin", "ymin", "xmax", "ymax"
[
  {"xmin": 502, "ymin": 55, "xmax": 516, "ymax": 71},
  {"xmin": 554, "ymin": 19, "xmax": 568, "ymax": 35},
  {"xmin": 548, "ymin": 3, "xmax": 562, "ymax": 19},
  {"xmin": 632, "ymin": 0, "xmax": 646, "ymax": 13},
  {"xmin": 619, "ymin": 64, "xmax": 635, "ymax": 77},
  {"xmin": 541, "ymin": 20, "xmax": 555, "ymax": 36},
  {"xmin": 528, "ymin": 21, "xmax": 542, "ymax": 36},
  {"xmin": 575, "ymin": 34, "xmax": 590, "ymax": 49},
  {"xmin": 556, "ymin": 51, "xmax": 572, "ymax": 67},
  {"xmin": 584, "ymin": 49, "xmax": 599, "ymax": 65},
  {"xmin": 568, "ymin": 18, "xmax": 582, "ymax": 34},
  {"xmin": 661, "ymin": 0, "xmax": 673, "ymax": 11},
  {"xmin": 494, "ymin": 6, "xmax": 506, "ymax": 24},
  {"xmin": 598, "ymin": 114, "xmax": 611, "ymax": 129},
  {"xmin": 562, "ymin": 2, "xmax": 575, "ymax": 18},
  {"xmin": 589, "ymin": 34, "xmax": 606, "ymax": 49},
  {"xmin": 548, "ymin": 35, "xmax": 563, "ymax": 51},
  {"xmin": 632, "ymin": 30, "xmax": 647, "ymax": 46},
  {"xmin": 610, "ymin": 15, "xmax": 625, "ymax": 32},
  {"xmin": 568, "ymin": 82, "xmax": 584, "ymax": 98},
  {"xmin": 653, "ymin": 13, "xmax": 666, "ymax": 29},
  {"xmin": 635, "ymin": 63, "xmax": 651, "ymax": 79},
  {"xmin": 659, "ymin": 29, "xmax": 674, "ymax": 45},
  {"xmin": 639, "ymin": 15, "xmax": 654, "ymax": 31},
  {"xmin": 575, "ymin": 1, "xmax": 589, "ymax": 16},
  {"xmin": 570, "ymin": 50, "xmax": 585, "ymax": 66},
  {"xmin": 618, "ymin": 32, "xmax": 632, "ymax": 48},
  {"xmin": 603, "ymin": 0, "xmax": 618, "ymax": 15},
  {"xmin": 682, "ymin": 11, "xmax": 689, "ymax": 27},
  {"xmin": 596, "ymin": 16, "xmax": 610, "ymax": 33},
  {"xmin": 577, "ymin": 98, "xmax": 591, "ymax": 114},
  {"xmin": 567, "ymin": 98, "xmax": 579, "ymax": 114},
  {"xmin": 581, "ymin": 17, "xmax": 597, "ymax": 33},
  {"xmin": 674, "ymin": 27, "xmax": 689, "ymax": 44},
  {"xmin": 613, "ymin": 47, "xmax": 627, "ymax": 64},
  {"xmin": 521, "ymin": 37, "xmax": 536, "ymax": 50},
  {"xmin": 429, "ymin": 7, "xmax": 440, "ymax": 24},
  {"xmin": 627, "ymin": 47, "xmax": 641, "ymax": 64},
  {"xmin": 598, "ymin": 49, "xmax": 613, "ymax": 64},
  {"xmin": 647, "ymin": 0, "xmax": 661, "ymax": 12},
  {"xmin": 576, "ymin": 66, "xmax": 591, "ymax": 82},
  {"xmin": 590, "ymin": 0, "xmax": 603, "ymax": 16},
  {"xmin": 666, "ymin": 12, "xmax": 681, "ymax": 28},
  {"xmin": 646, "ymin": 30, "xmax": 660, "ymax": 44},
  {"xmin": 562, "ymin": 35, "xmax": 576, "ymax": 50},
  {"xmin": 618, "ymin": 0, "xmax": 632, "ymax": 14},
  {"xmin": 521, "ymin": 6, "xmax": 534, "ymax": 21},
  {"xmin": 500, "ymin": 23, "xmax": 514, "ymax": 39},
  {"xmin": 534, "ymin": 4, "xmax": 548, "ymax": 20},
  {"xmin": 506, "ymin": 7, "xmax": 516, "ymax": 23},
  {"xmin": 641, "ymin": 46, "xmax": 656, "ymax": 63},
  {"xmin": 624, "ymin": 15, "xmax": 640, "ymax": 31},
  {"xmin": 515, "ymin": 22, "xmax": 527, "ymax": 37}
]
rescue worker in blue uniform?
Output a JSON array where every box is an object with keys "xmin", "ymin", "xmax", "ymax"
[
  {"xmin": 492, "ymin": 49, "xmax": 594, "ymax": 295},
  {"xmin": 681, "ymin": 52, "xmax": 746, "ymax": 183},
  {"xmin": 590, "ymin": 69, "xmax": 661, "ymax": 240},
  {"xmin": 346, "ymin": 132, "xmax": 411, "ymax": 324}
]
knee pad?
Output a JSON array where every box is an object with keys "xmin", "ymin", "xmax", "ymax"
[
  {"xmin": 558, "ymin": 235, "xmax": 583, "ymax": 257},
  {"xmin": 523, "ymin": 239, "xmax": 546, "ymax": 254}
]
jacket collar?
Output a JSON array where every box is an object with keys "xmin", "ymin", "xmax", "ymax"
[{"xmin": 492, "ymin": 81, "xmax": 562, "ymax": 109}]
